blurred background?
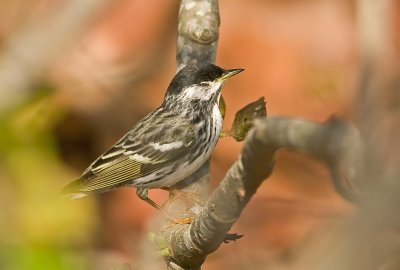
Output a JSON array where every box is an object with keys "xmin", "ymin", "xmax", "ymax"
[{"xmin": 0, "ymin": 0, "xmax": 399, "ymax": 269}]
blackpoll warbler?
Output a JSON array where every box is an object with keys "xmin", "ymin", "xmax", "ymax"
[{"xmin": 61, "ymin": 63, "xmax": 243, "ymax": 211}]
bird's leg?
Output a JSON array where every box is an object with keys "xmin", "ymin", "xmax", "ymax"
[
  {"xmin": 136, "ymin": 187, "xmax": 192, "ymax": 224},
  {"xmin": 136, "ymin": 187, "xmax": 164, "ymax": 212}
]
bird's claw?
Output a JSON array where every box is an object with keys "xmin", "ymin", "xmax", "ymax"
[{"xmin": 171, "ymin": 216, "xmax": 194, "ymax": 224}]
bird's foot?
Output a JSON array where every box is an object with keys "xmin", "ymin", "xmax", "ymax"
[
  {"xmin": 163, "ymin": 216, "xmax": 194, "ymax": 228},
  {"xmin": 171, "ymin": 216, "xmax": 194, "ymax": 224},
  {"xmin": 167, "ymin": 189, "xmax": 204, "ymax": 208}
]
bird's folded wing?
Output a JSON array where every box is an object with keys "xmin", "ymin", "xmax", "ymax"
[{"xmin": 61, "ymin": 122, "xmax": 195, "ymax": 194}]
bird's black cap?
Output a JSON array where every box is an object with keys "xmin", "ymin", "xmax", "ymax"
[{"xmin": 166, "ymin": 63, "xmax": 243, "ymax": 95}]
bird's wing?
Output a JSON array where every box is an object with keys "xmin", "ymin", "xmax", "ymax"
[{"xmin": 61, "ymin": 118, "xmax": 196, "ymax": 194}]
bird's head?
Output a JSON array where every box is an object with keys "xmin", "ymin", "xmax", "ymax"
[{"xmin": 164, "ymin": 63, "xmax": 244, "ymax": 106}]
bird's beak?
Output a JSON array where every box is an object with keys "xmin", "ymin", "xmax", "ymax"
[{"xmin": 218, "ymin": 68, "xmax": 245, "ymax": 82}]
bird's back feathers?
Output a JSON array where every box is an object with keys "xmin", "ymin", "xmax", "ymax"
[{"xmin": 61, "ymin": 111, "xmax": 199, "ymax": 196}]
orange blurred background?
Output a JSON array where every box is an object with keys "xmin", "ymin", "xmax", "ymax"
[{"xmin": 1, "ymin": 0, "xmax": 395, "ymax": 269}]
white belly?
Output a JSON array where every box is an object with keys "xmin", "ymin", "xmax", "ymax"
[{"xmin": 136, "ymin": 104, "xmax": 223, "ymax": 188}]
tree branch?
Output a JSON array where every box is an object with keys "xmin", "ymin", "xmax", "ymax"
[
  {"xmin": 162, "ymin": 116, "xmax": 363, "ymax": 269},
  {"xmin": 176, "ymin": 0, "xmax": 220, "ymax": 70}
]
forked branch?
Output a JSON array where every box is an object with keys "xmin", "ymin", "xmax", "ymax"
[{"xmin": 159, "ymin": 0, "xmax": 363, "ymax": 269}]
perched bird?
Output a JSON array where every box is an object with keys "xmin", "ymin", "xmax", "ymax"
[{"xmin": 61, "ymin": 63, "xmax": 244, "ymax": 211}]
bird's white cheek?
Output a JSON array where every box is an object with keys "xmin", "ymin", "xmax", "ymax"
[
  {"xmin": 182, "ymin": 86, "xmax": 206, "ymax": 100},
  {"xmin": 182, "ymin": 82, "xmax": 223, "ymax": 101}
]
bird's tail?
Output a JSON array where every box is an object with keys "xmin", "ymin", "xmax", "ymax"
[{"xmin": 60, "ymin": 177, "xmax": 88, "ymax": 200}]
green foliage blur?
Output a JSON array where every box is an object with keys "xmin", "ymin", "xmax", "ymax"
[{"xmin": 0, "ymin": 88, "xmax": 97, "ymax": 270}]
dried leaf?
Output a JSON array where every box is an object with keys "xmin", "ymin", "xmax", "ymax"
[{"xmin": 229, "ymin": 97, "xmax": 267, "ymax": 141}]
